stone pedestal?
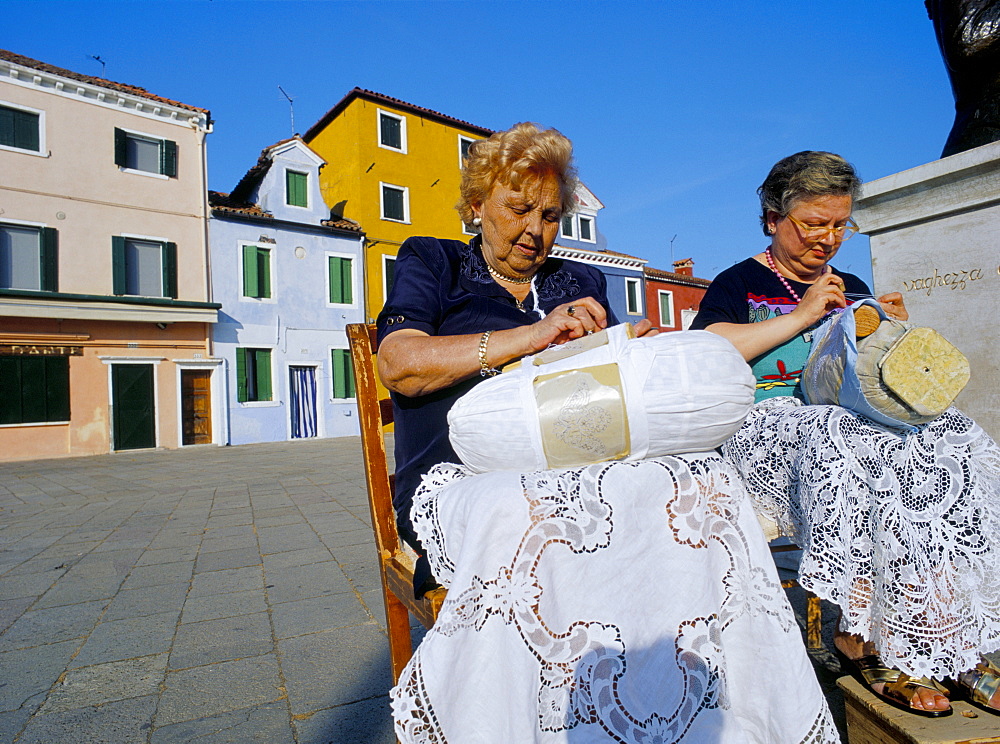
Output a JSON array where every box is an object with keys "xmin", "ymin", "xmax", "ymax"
[{"xmin": 853, "ymin": 141, "xmax": 1000, "ymax": 439}]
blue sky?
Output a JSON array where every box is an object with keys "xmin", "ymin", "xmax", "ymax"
[{"xmin": 4, "ymin": 1, "xmax": 956, "ymax": 286}]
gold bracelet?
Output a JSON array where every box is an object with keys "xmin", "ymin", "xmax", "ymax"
[{"xmin": 478, "ymin": 330, "xmax": 499, "ymax": 377}]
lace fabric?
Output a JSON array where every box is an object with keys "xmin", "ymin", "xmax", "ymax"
[
  {"xmin": 392, "ymin": 454, "xmax": 839, "ymax": 743},
  {"xmin": 724, "ymin": 399, "xmax": 1000, "ymax": 679}
]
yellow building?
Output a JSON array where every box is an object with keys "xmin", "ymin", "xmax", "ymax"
[{"xmin": 303, "ymin": 88, "xmax": 492, "ymax": 321}]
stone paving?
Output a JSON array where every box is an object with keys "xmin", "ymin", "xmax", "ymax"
[{"xmin": 0, "ymin": 438, "xmax": 848, "ymax": 743}]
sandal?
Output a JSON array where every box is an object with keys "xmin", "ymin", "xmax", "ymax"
[
  {"xmin": 956, "ymin": 657, "xmax": 1000, "ymax": 715},
  {"xmin": 836, "ymin": 649, "xmax": 952, "ymax": 718}
]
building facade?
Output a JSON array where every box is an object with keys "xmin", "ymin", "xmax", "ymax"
[
  {"xmin": 303, "ymin": 88, "xmax": 492, "ymax": 321},
  {"xmin": 643, "ymin": 259, "xmax": 711, "ymax": 331},
  {"xmin": 209, "ymin": 138, "xmax": 365, "ymax": 445},
  {"xmin": 0, "ymin": 49, "xmax": 218, "ymax": 461}
]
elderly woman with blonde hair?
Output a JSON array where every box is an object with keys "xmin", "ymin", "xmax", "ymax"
[{"xmin": 378, "ymin": 124, "xmax": 840, "ymax": 742}]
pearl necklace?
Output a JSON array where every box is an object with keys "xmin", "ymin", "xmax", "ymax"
[
  {"xmin": 486, "ymin": 262, "xmax": 532, "ymax": 285},
  {"xmin": 764, "ymin": 248, "xmax": 803, "ymax": 303}
]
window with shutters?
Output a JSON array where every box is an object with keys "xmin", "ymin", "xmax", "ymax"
[
  {"xmin": 380, "ymin": 183, "xmax": 409, "ymax": 223},
  {"xmin": 241, "ymin": 244, "xmax": 272, "ymax": 300},
  {"xmin": 658, "ymin": 290, "xmax": 675, "ymax": 328},
  {"xmin": 0, "ymin": 355, "xmax": 70, "ymax": 425},
  {"xmin": 285, "ymin": 170, "xmax": 308, "ymax": 208},
  {"xmin": 327, "ymin": 254, "xmax": 354, "ymax": 306},
  {"xmin": 112, "ymin": 236, "xmax": 176, "ymax": 298},
  {"xmin": 382, "ymin": 254, "xmax": 396, "ymax": 304},
  {"xmin": 0, "ymin": 223, "xmax": 58, "ymax": 291},
  {"xmin": 0, "ymin": 102, "xmax": 44, "ymax": 154},
  {"xmin": 625, "ymin": 277, "xmax": 642, "ymax": 315},
  {"xmin": 330, "ymin": 348, "xmax": 356, "ymax": 399},
  {"xmin": 236, "ymin": 348, "xmax": 272, "ymax": 403},
  {"xmin": 377, "ymin": 109, "xmax": 406, "ymax": 153},
  {"xmin": 114, "ymin": 128, "xmax": 177, "ymax": 177}
]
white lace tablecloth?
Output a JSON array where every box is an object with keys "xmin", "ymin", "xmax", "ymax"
[
  {"xmin": 390, "ymin": 454, "xmax": 838, "ymax": 743},
  {"xmin": 724, "ymin": 400, "xmax": 1000, "ymax": 680}
]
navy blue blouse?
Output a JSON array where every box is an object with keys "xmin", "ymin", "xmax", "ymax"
[{"xmin": 376, "ymin": 235, "xmax": 616, "ymax": 556}]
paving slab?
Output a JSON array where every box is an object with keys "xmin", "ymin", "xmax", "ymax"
[
  {"xmin": 156, "ymin": 654, "xmax": 284, "ymax": 727},
  {"xmin": 16, "ymin": 695, "xmax": 158, "ymax": 744},
  {"xmin": 149, "ymin": 702, "xmax": 295, "ymax": 744}
]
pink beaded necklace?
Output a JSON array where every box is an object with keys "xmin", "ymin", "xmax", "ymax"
[{"xmin": 764, "ymin": 248, "xmax": 803, "ymax": 303}]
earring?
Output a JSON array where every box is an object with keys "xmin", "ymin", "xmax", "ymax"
[
  {"xmin": 768, "ymin": 226, "xmax": 775, "ymax": 234},
  {"xmin": 472, "ymin": 217, "xmax": 482, "ymax": 227}
]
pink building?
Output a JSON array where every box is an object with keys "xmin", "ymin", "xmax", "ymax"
[{"xmin": 0, "ymin": 49, "xmax": 218, "ymax": 460}]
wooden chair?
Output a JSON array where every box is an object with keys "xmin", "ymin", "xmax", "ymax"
[{"xmin": 347, "ymin": 323, "xmax": 447, "ymax": 683}]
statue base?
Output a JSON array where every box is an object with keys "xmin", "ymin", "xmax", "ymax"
[{"xmin": 853, "ymin": 140, "xmax": 1000, "ymax": 439}]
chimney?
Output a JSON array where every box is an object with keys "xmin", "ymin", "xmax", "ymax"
[{"xmin": 672, "ymin": 258, "xmax": 694, "ymax": 277}]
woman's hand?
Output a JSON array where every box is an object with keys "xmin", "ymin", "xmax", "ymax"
[
  {"xmin": 633, "ymin": 318, "xmax": 658, "ymax": 337},
  {"xmin": 791, "ymin": 272, "xmax": 847, "ymax": 325},
  {"xmin": 523, "ymin": 297, "xmax": 609, "ymax": 349},
  {"xmin": 877, "ymin": 292, "xmax": 908, "ymax": 321}
]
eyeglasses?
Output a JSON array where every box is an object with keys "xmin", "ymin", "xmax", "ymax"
[{"xmin": 784, "ymin": 213, "xmax": 859, "ymax": 242}]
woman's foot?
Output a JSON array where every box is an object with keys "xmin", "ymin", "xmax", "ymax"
[
  {"xmin": 956, "ymin": 659, "xmax": 1000, "ymax": 714},
  {"xmin": 834, "ymin": 632, "xmax": 952, "ymax": 715}
]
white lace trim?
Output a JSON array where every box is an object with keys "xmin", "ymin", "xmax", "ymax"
[{"xmin": 724, "ymin": 403, "xmax": 1000, "ymax": 679}]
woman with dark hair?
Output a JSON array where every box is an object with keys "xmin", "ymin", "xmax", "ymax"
[
  {"xmin": 378, "ymin": 128, "xmax": 839, "ymax": 742},
  {"xmin": 693, "ymin": 150, "xmax": 1000, "ymax": 717}
]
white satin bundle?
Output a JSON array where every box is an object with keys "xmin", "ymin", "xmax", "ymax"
[{"xmin": 448, "ymin": 324, "xmax": 755, "ymax": 472}]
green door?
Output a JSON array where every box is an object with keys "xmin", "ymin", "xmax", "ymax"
[{"xmin": 112, "ymin": 364, "xmax": 155, "ymax": 450}]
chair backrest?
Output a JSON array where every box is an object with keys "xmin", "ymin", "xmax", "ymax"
[
  {"xmin": 346, "ymin": 323, "xmax": 399, "ymax": 563},
  {"xmin": 347, "ymin": 322, "xmax": 444, "ymax": 661}
]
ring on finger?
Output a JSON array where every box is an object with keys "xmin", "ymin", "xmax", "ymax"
[{"xmin": 567, "ymin": 305, "xmax": 576, "ymax": 316}]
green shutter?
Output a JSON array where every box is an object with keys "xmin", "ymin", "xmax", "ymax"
[
  {"xmin": 329, "ymin": 256, "xmax": 352, "ymax": 304},
  {"xmin": 20, "ymin": 357, "xmax": 46, "ymax": 423},
  {"xmin": 112, "ymin": 236, "xmax": 126, "ymax": 294},
  {"xmin": 332, "ymin": 349, "xmax": 355, "ymax": 398},
  {"xmin": 242, "ymin": 245, "xmax": 258, "ymax": 297},
  {"xmin": 114, "ymin": 128, "xmax": 127, "ymax": 167},
  {"xmin": 161, "ymin": 139, "xmax": 177, "ymax": 177},
  {"xmin": 286, "ymin": 171, "xmax": 307, "ymax": 207},
  {"xmin": 0, "ymin": 106, "xmax": 13, "ymax": 148},
  {"xmin": 162, "ymin": 242, "xmax": 177, "ymax": 298},
  {"xmin": 41, "ymin": 227, "xmax": 58, "ymax": 292},
  {"xmin": 344, "ymin": 351, "xmax": 355, "ymax": 397},
  {"xmin": 45, "ymin": 356, "xmax": 70, "ymax": 422},
  {"xmin": 257, "ymin": 248, "xmax": 270, "ymax": 299},
  {"xmin": 255, "ymin": 349, "xmax": 272, "ymax": 401},
  {"xmin": 1, "ymin": 106, "xmax": 39, "ymax": 151},
  {"xmin": 236, "ymin": 348, "xmax": 248, "ymax": 402},
  {"xmin": 341, "ymin": 258, "xmax": 352, "ymax": 304},
  {"xmin": 17, "ymin": 110, "xmax": 39, "ymax": 151},
  {"xmin": 329, "ymin": 257, "xmax": 341, "ymax": 303},
  {"xmin": 0, "ymin": 357, "xmax": 21, "ymax": 425}
]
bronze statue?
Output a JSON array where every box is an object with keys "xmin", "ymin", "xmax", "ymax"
[{"xmin": 926, "ymin": 0, "xmax": 1000, "ymax": 156}]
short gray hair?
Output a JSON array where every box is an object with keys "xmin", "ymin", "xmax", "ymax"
[{"xmin": 757, "ymin": 151, "xmax": 862, "ymax": 235}]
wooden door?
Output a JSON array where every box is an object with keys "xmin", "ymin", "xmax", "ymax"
[
  {"xmin": 181, "ymin": 370, "xmax": 212, "ymax": 445},
  {"xmin": 112, "ymin": 364, "xmax": 155, "ymax": 451}
]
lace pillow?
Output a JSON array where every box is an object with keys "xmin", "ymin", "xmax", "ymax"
[
  {"xmin": 448, "ymin": 324, "xmax": 755, "ymax": 472},
  {"xmin": 802, "ymin": 299, "xmax": 970, "ymax": 429}
]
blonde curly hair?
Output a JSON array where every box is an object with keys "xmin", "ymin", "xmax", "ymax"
[{"xmin": 456, "ymin": 122, "xmax": 578, "ymax": 226}]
